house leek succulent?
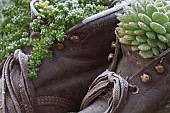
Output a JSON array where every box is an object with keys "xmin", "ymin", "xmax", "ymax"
[{"xmin": 116, "ymin": 0, "xmax": 170, "ymax": 58}]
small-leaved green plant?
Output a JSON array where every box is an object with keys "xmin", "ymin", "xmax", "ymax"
[
  {"xmin": 0, "ymin": 0, "xmax": 119, "ymax": 78},
  {"xmin": 29, "ymin": 0, "xmax": 109, "ymax": 78},
  {"xmin": 0, "ymin": 0, "xmax": 31, "ymax": 61}
]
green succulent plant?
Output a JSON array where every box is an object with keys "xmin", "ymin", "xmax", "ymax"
[{"xmin": 116, "ymin": 0, "xmax": 170, "ymax": 59}]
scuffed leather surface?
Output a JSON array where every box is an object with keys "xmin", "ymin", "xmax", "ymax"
[
  {"xmin": 27, "ymin": 3, "xmax": 123, "ymax": 113},
  {"xmin": 78, "ymin": 43, "xmax": 150, "ymax": 113},
  {"xmin": 79, "ymin": 44, "xmax": 170, "ymax": 113},
  {"xmin": 117, "ymin": 48, "xmax": 170, "ymax": 113},
  {"xmin": 116, "ymin": 44, "xmax": 151, "ymax": 78}
]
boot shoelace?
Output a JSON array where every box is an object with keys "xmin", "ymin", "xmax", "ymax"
[
  {"xmin": 80, "ymin": 30, "xmax": 138, "ymax": 112},
  {"xmin": 0, "ymin": 49, "xmax": 81, "ymax": 113},
  {"xmin": 80, "ymin": 70, "xmax": 138, "ymax": 113},
  {"xmin": 0, "ymin": 49, "xmax": 35, "ymax": 113}
]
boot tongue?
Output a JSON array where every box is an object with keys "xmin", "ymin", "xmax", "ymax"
[{"xmin": 116, "ymin": 44, "xmax": 152, "ymax": 78}]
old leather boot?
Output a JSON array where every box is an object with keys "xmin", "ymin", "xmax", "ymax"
[
  {"xmin": 78, "ymin": 29, "xmax": 150, "ymax": 113},
  {"xmin": 79, "ymin": 30, "xmax": 170, "ymax": 113},
  {"xmin": 0, "ymin": 1, "xmax": 124, "ymax": 113}
]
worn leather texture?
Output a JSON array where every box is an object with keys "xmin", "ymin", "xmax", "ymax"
[
  {"xmin": 79, "ymin": 41, "xmax": 170, "ymax": 113},
  {"xmin": 30, "ymin": 3, "xmax": 122, "ymax": 113},
  {"xmin": 32, "ymin": 10, "xmax": 120, "ymax": 113},
  {"xmin": 116, "ymin": 47, "xmax": 170, "ymax": 113}
]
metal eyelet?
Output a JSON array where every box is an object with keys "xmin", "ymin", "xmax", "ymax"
[
  {"xmin": 111, "ymin": 41, "xmax": 116, "ymax": 49},
  {"xmin": 108, "ymin": 53, "xmax": 114, "ymax": 61},
  {"xmin": 70, "ymin": 35, "xmax": 80, "ymax": 43},
  {"xmin": 55, "ymin": 43, "xmax": 64, "ymax": 50},
  {"xmin": 155, "ymin": 64, "xmax": 165, "ymax": 74},
  {"xmin": 141, "ymin": 74, "xmax": 151, "ymax": 83},
  {"xmin": 132, "ymin": 86, "xmax": 139, "ymax": 94},
  {"xmin": 129, "ymin": 84, "xmax": 139, "ymax": 94}
]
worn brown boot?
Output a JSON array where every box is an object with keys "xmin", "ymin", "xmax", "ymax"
[
  {"xmin": 79, "ymin": 30, "xmax": 170, "ymax": 113},
  {"xmin": 0, "ymin": 1, "xmax": 124, "ymax": 113}
]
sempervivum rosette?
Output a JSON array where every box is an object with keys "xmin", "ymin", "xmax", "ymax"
[{"xmin": 116, "ymin": 0, "xmax": 170, "ymax": 58}]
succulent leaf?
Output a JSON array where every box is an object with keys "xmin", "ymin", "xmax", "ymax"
[
  {"xmin": 138, "ymin": 13, "xmax": 152, "ymax": 25},
  {"xmin": 135, "ymin": 0, "xmax": 144, "ymax": 7},
  {"xmin": 152, "ymin": 12, "xmax": 169, "ymax": 25},
  {"xmin": 146, "ymin": 4, "xmax": 158, "ymax": 18},
  {"xmin": 150, "ymin": 22, "xmax": 166, "ymax": 34},
  {"xmin": 123, "ymin": 35, "xmax": 136, "ymax": 41},
  {"xmin": 155, "ymin": 0, "xmax": 167, "ymax": 5},
  {"xmin": 129, "ymin": 22, "xmax": 140, "ymax": 29},
  {"xmin": 166, "ymin": 5, "xmax": 170, "ymax": 10},
  {"xmin": 138, "ymin": 43, "xmax": 151, "ymax": 51},
  {"xmin": 139, "ymin": 50, "xmax": 153, "ymax": 59},
  {"xmin": 165, "ymin": 33, "xmax": 170, "ymax": 40},
  {"xmin": 165, "ymin": 12, "xmax": 170, "ymax": 21},
  {"xmin": 118, "ymin": 32, "xmax": 126, "ymax": 37},
  {"xmin": 136, "ymin": 35, "xmax": 147, "ymax": 42},
  {"xmin": 134, "ymin": 29, "xmax": 145, "ymax": 35},
  {"xmin": 119, "ymin": 22, "xmax": 137, "ymax": 30},
  {"xmin": 157, "ymin": 40, "xmax": 167, "ymax": 49},
  {"xmin": 130, "ymin": 2, "xmax": 138, "ymax": 12},
  {"xmin": 147, "ymin": 38, "xmax": 157, "ymax": 47},
  {"xmin": 135, "ymin": 2, "xmax": 145, "ymax": 13},
  {"xmin": 131, "ymin": 46, "xmax": 139, "ymax": 51},
  {"xmin": 152, "ymin": 47, "xmax": 160, "ymax": 56},
  {"xmin": 125, "ymin": 30, "xmax": 135, "ymax": 35},
  {"xmin": 126, "ymin": 10, "xmax": 139, "ymax": 22},
  {"xmin": 116, "ymin": 13, "xmax": 129, "ymax": 23},
  {"xmin": 138, "ymin": 22, "xmax": 151, "ymax": 31},
  {"xmin": 116, "ymin": 27, "xmax": 126, "ymax": 36},
  {"xmin": 163, "ymin": 22, "xmax": 170, "ymax": 33},
  {"xmin": 157, "ymin": 34, "xmax": 169, "ymax": 43},
  {"xmin": 146, "ymin": 32, "xmax": 156, "ymax": 39},
  {"xmin": 158, "ymin": 7, "xmax": 166, "ymax": 13},
  {"xmin": 156, "ymin": 2, "xmax": 165, "ymax": 7},
  {"xmin": 119, "ymin": 38, "xmax": 131, "ymax": 45},
  {"xmin": 131, "ymin": 40, "xmax": 142, "ymax": 46},
  {"xmin": 124, "ymin": 6, "xmax": 133, "ymax": 15},
  {"xmin": 117, "ymin": 22, "xmax": 125, "ymax": 27}
]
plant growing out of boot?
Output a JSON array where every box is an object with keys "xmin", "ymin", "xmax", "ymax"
[
  {"xmin": 0, "ymin": 0, "xmax": 119, "ymax": 78},
  {"xmin": 116, "ymin": 0, "xmax": 170, "ymax": 59}
]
